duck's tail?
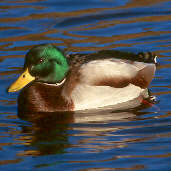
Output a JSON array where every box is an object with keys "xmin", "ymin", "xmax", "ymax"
[{"xmin": 137, "ymin": 52, "xmax": 158, "ymax": 65}]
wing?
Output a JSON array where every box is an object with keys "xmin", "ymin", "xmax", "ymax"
[{"xmin": 79, "ymin": 59, "xmax": 156, "ymax": 89}]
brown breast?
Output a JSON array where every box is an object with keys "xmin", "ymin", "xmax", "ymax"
[{"xmin": 18, "ymin": 82, "xmax": 74, "ymax": 114}]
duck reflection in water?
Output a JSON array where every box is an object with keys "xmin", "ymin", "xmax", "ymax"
[
  {"xmin": 17, "ymin": 99, "xmax": 157, "ymax": 157},
  {"xmin": 18, "ymin": 111, "xmax": 74, "ymax": 156}
]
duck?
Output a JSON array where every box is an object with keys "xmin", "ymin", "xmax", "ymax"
[{"xmin": 8, "ymin": 44, "xmax": 157, "ymax": 113}]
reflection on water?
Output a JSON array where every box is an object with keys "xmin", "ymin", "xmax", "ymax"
[
  {"xmin": 0, "ymin": 0, "xmax": 171, "ymax": 170},
  {"xmin": 6, "ymin": 105, "xmax": 156, "ymax": 157},
  {"xmin": 1, "ymin": 104, "xmax": 171, "ymax": 170},
  {"xmin": 17, "ymin": 112, "xmax": 73, "ymax": 156}
]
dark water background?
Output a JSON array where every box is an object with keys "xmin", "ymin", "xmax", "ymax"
[{"xmin": 0, "ymin": 0, "xmax": 171, "ymax": 170}]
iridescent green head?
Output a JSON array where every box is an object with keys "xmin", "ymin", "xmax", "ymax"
[
  {"xmin": 25, "ymin": 44, "xmax": 69, "ymax": 83},
  {"xmin": 8, "ymin": 44, "xmax": 69, "ymax": 92}
]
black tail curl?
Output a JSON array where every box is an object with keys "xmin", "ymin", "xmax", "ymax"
[{"xmin": 137, "ymin": 52, "xmax": 157, "ymax": 64}]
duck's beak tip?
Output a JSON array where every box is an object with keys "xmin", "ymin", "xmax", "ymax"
[{"xmin": 7, "ymin": 68, "xmax": 35, "ymax": 93}]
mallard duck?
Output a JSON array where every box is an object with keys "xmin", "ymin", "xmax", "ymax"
[{"xmin": 8, "ymin": 44, "xmax": 157, "ymax": 113}]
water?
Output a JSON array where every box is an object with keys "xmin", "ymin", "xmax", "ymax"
[{"xmin": 0, "ymin": 0, "xmax": 171, "ymax": 170}]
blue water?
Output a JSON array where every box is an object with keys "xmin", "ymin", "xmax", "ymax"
[{"xmin": 0, "ymin": 0, "xmax": 171, "ymax": 170}]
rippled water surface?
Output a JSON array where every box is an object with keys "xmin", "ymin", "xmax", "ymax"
[{"xmin": 0, "ymin": 0, "xmax": 171, "ymax": 170}]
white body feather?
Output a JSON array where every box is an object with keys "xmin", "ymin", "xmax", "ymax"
[
  {"xmin": 68, "ymin": 59, "xmax": 156, "ymax": 110},
  {"xmin": 71, "ymin": 84, "xmax": 147, "ymax": 110}
]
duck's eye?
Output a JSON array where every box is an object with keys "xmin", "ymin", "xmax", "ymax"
[{"xmin": 38, "ymin": 58, "xmax": 44, "ymax": 64}]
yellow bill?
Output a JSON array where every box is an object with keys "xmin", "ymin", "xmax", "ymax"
[{"xmin": 8, "ymin": 68, "xmax": 35, "ymax": 92}]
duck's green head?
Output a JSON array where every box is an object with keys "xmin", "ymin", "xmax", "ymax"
[{"xmin": 8, "ymin": 44, "xmax": 69, "ymax": 92}]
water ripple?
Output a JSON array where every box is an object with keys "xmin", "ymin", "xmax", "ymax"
[{"xmin": 0, "ymin": 0, "xmax": 171, "ymax": 170}]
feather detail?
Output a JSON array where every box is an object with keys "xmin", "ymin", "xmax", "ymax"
[
  {"xmin": 18, "ymin": 82, "xmax": 74, "ymax": 113},
  {"xmin": 62, "ymin": 68, "xmax": 80, "ymax": 103},
  {"xmin": 78, "ymin": 59, "xmax": 156, "ymax": 89},
  {"xmin": 71, "ymin": 84, "xmax": 148, "ymax": 111},
  {"xmin": 68, "ymin": 58, "xmax": 156, "ymax": 110},
  {"xmin": 131, "ymin": 64, "xmax": 156, "ymax": 88}
]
